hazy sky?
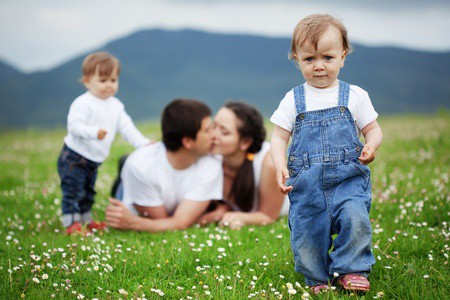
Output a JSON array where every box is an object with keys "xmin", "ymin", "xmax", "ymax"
[{"xmin": 1, "ymin": 0, "xmax": 450, "ymax": 73}]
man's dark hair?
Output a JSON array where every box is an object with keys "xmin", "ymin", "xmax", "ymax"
[{"xmin": 162, "ymin": 99, "xmax": 211, "ymax": 151}]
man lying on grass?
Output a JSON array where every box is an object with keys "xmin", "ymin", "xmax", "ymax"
[{"xmin": 106, "ymin": 99, "xmax": 223, "ymax": 232}]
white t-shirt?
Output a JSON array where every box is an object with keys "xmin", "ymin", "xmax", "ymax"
[
  {"xmin": 64, "ymin": 91, "xmax": 150, "ymax": 163},
  {"xmin": 270, "ymin": 81, "xmax": 378, "ymax": 134},
  {"xmin": 121, "ymin": 142, "xmax": 223, "ymax": 215}
]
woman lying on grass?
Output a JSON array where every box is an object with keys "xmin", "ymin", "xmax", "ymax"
[{"xmin": 198, "ymin": 102, "xmax": 289, "ymax": 229}]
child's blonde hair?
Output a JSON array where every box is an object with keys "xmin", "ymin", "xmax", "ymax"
[
  {"xmin": 81, "ymin": 52, "xmax": 121, "ymax": 79},
  {"xmin": 289, "ymin": 14, "xmax": 352, "ymax": 62}
]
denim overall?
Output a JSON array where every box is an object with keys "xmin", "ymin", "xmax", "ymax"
[{"xmin": 287, "ymin": 81, "xmax": 375, "ymax": 286}]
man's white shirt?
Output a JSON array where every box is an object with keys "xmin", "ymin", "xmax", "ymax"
[{"xmin": 121, "ymin": 142, "xmax": 223, "ymax": 215}]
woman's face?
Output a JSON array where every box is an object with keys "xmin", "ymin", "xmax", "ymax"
[{"xmin": 212, "ymin": 107, "xmax": 241, "ymax": 156}]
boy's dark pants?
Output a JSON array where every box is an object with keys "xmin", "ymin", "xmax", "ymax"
[{"xmin": 57, "ymin": 144, "xmax": 100, "ymax": 227}]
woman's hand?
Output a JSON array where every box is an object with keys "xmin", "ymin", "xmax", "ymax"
[
  {"xmin": 220, "ymin": 212, "xmax": 246, "ymax": 230},
  {"xmin": 197, "ymin": 204, "xmax": 230, "ymax": 226}
]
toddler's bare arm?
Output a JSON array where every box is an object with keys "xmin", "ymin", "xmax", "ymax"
[
  {"xmin": 270, "ymin": 125, "xmax": 293, "ymax": 194},
  {"xmin": 359, "ymin": 120, "xmax": 383, "ymax": 165}
]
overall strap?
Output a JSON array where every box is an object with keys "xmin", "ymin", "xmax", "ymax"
[
  {"xmin": 338, "ymin": 81, "xmax": 350, "ymax": 107},
  {"xmin": 293, "ymin": 84, "xmax": 306, "ymax": 113}
]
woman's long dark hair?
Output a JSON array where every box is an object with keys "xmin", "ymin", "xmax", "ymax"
[{"xmin": 225, "ymin": 102, "xmax": 266, "ymax": 212}]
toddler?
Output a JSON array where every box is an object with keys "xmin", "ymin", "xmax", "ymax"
[
  {"xmin": 58, "ymin": 52, "xmax": 150, "ymax": 234},
  {"xmin": 270, "ymin": 14, "xmax": 382, "ymax": 294}
]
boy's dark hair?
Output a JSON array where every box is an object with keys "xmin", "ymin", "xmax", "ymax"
[
  {"xmin": 162, "ymin": 99, "xmax": 211, "ymax": 151},
  {"xmin": 225, "ymin": 102, "xmax": 266, "ymax": 212}
]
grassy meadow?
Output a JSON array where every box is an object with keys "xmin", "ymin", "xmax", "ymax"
[{"xmin": 0, "ymin": 114, "xmax": 449, "ymax": 299}]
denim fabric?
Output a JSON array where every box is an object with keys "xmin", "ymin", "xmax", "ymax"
[
  {"xmin": 57, "ymin": 144, "xmax": 100, "ymax": 226},
  {"xmin": 114, "ymin": 182, "xmax": 124, "ymax": 200},
  {"xmin": 287, "ymin": 81, "xmax": 375, "ymax": 286},
  {"xmin": 111, "ymin": 154, "xmax": 128, "ymax": 200}
]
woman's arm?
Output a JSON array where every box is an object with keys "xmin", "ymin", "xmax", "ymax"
[{"xmin": 220, "ymin": 152, "xmax": 286, "ymax": 229}]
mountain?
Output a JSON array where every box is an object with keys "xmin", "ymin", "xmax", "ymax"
[
  {"xmin": 0, "ymin": 60, "xmax": 23, "ymax": 82},
  {"xmin": 1, "ymin": 29, "xmax": 449, "ymax": 128}
]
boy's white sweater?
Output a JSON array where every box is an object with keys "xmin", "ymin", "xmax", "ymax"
[{"xmin": 64, "ymin": 92, "xmax": 149, "ymax": 163}]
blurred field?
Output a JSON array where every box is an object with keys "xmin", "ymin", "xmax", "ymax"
[{"xmin": 0, "ymin": 114, "xmax": 449, "ymax": 299}]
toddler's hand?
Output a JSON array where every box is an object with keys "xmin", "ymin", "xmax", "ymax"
[
  {"xmin": 359, "ymin": 144, "xmax": 376, "ymax": 165},
  {"xmin": 97, "ymin": 129, "xmax": 107, "ymax": 140},
  {"xmin": 276, "ymin": 167, "xmax": 293, "ymax": 194}
]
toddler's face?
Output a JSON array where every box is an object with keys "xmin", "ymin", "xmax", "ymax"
[
  {"xmin": 84, "ymin": 67, "xmax": 119, "ymax": 100},
  {"xmin": 296, "ymin": 26, "xmax": 347, "ymax": 89}
]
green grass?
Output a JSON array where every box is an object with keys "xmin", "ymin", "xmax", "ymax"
[{"xmin": 0, "ymin": 114, "xmax": 449, "ymax": 299}]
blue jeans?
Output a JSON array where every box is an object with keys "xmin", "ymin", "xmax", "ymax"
[
  {"xmin": 57, "ymin": 144, "xmax": 100, "ymax": 226},
  {"xmin": 114, "ymin": 182, "xmax": 124, "ymax": 200},
  {"xmin": 287, "ymin": 81, "xmax": 375, "ymax": 286}
]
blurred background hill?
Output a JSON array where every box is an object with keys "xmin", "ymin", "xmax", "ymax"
[{"xmin": 1, "ymin": 29, "xmax": 449, "ymax": 128}]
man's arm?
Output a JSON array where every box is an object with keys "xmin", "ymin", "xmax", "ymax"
[
  {"xmin": 134, "ymin": 204, "xmax": 169, "ymax": 219},
  {"xmin": 106, "ymin": 198, "xmax": 210, "ymax": 232}
]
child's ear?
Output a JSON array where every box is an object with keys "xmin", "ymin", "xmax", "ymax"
[
  {"xmin": 82, "ymin": 76, "xmax": 90, "ymax": 88},
  {"xmin": 340, "ymin": 51, "xmax": 347, "ymax": 67}
]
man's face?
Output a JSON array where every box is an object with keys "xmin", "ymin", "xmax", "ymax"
[{"xmin": 190, "ymin": 116, "xmax": 214, "ymax": 156}]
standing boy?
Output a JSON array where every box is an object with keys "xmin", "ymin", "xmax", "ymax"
[
  {"xmin": 58, "ymin": 52, "xmax": 150, "ymax": 234},
  {"xmin": 270, "ymin": 14, "xmax": 382, "ymax": 294}
]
